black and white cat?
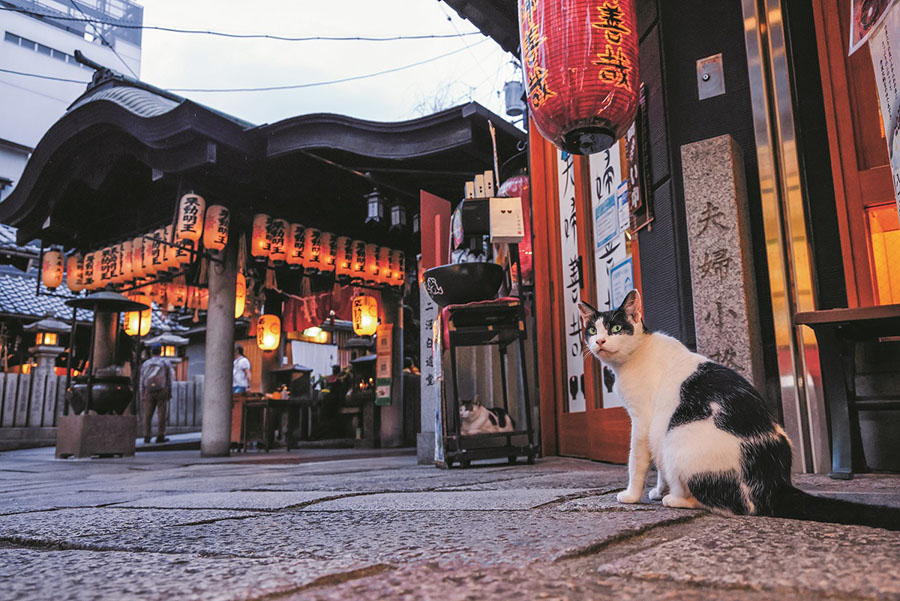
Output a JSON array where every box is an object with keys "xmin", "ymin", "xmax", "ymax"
[
  {"xmin": 579, "ymin": 289, "xmax": 900, "ymax": 530},
  {"xmin": 460, "ymin": 399, "xmax": 515, "ymax": 435}
]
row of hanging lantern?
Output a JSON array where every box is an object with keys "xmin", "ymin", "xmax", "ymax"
[
  {"xmin": 249, "ymin": 214, "xmax": 406, "ymax": 288},
  {"xmin": 40, "ymin": 194, "xmax": 230, "ymax": 294}
]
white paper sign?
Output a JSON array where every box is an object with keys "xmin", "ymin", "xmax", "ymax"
[
  {"xmin": 871, "ymin": 3, "xmax": 900, "ymax": 219},
  {"xmin": 557, "ymin": 150, "xmax": 586, "ymax": 413},
  {"xmin": 588, "ymin": 143, "xmax": 627, "ymax": 409}
]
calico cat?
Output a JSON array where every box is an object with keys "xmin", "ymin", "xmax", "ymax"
[
  {"xmin": 579, "ymin": 289, "xmax": 900, "ymax": 530},
  {"xmin": 460, "ymin": 399, "xmax": 515, "ymax": 435}
]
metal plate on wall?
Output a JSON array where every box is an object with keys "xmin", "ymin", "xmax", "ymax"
[{"xmin": 697, "ymin": 53, "xmax": 726, "ymax": 100}]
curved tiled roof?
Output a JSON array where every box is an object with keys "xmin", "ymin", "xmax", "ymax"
[{"xmin": 69, "ymin": 85, "xmax": 179, "ymax": 118}]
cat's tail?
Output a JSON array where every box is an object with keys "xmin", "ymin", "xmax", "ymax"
[{"xmin": 769, "ymin": 486, "xmax": 900, "ymax": 531}]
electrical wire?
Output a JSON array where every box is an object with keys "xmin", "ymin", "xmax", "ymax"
[
  {"xmin": 167, "ymin": 39, "xmax": 488, "ymax": 93},
  {"xmin": 67, "ymin": 0, "xmax": 138, "ymax": 78},
  {"xmin": 0, "ymin": 6, "xmax": 484, "ymax": 42},
  {"xmin": 0, "ymin": 38, "xmax": 489, "ymax": 93}
]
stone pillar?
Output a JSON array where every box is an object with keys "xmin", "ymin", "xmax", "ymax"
[
  {"xmin": 681, "ymin": 135, "xmax": 764, "ymax": 389},
  {"xmin": 92, "ymin": 312, "xmax": 118, "ymax": 370},
  {"xmin": 417, "ymin": 284, "xmax": 439, "ymax": 463},
  {"xmin": 201, "ymin": 240, "xmax": 237, "ymax": 456}
]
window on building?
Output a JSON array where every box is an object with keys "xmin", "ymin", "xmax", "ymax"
[
  {"xmin": 37, "ymin": 43, "xmax": 52, "ymax": 56},
  {"xmin": 867, "ymin": 205, "xmax": 900, "ymax": 305}
]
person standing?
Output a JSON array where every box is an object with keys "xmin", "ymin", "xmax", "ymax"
[
  {"xmin": 233, "ymin": 344, "xmax": 251, "ymax": 394},
  {"xmin": 140, "ymin": 345, "xmax": 175, "ymax": 444}
]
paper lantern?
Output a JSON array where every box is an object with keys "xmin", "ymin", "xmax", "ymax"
[
  {"xmin": 285, "ymin": 223, "xmax": 305, "ymax": 269},
  {"xmin": 318, "ymin": 232, "xmax": 336, "ymax": 273},
  {"xmin": 235, "ymin": 272, "xmax": 246, "ymax": 318},
  {"xmin": 519, "ymin": 0, "xmax": 639, "ymax": 154},
  {"xmin": 251, "ymin": 214, "xmax": 271, "ymax": 262},
  {"xmin": 257, "ymin": 314, "xmax": 281, "ymax": 351},
  {"xmin": 352, "ymin": 295, "xmax": 378, "ymax": 336},
  {"xmin": 175, "ymin": 192, "xmax": 205, "ymax": 243},
  {"xmin": 41, "ymin": 250, "xmax": 64, "ymax": 290},
  {"xmin": 168, "ymin": 278, "xmax": 188, "ymax": 309},
  {"xmin": 203, "ymin": 205, "xmax": 230, "ymax": 251},
  {"xmin": 302, "ymin": 228, "xmax": 322, "ymax": 274},
  {"xmin": 163, "ymin": 225, "xmax": 179, "ymax": 271},
  {"xmin": 66, "ymin": 254, "xmax": 84, "ymax": 293},
  {"xmin": 392, "ymin": 250, "xmax": 405, "ymax": 285},
  {"xmin": 267, "ymin": 218, "xmax": 288, "ymax": 267},
  {"xmin": 350, "ymin": 240, "xmax": 367, "ymax": 283},
  {"xmin": 377, "ymin": 246, "xmax": 392, "ymax": 285},
  {"xmin": 174, "ymin": 239, "xmax": 194, "ymax": 269},
  {"xmin": 129, "ymin": 237, "xmax": 145, "ymax": 281},
  {"xmin": 390, "ymin": 204, "xmax": 407, "ymax": 231},
  {"xmin": 121, "ymin": 240, "xmax": 133, "ymax": 285},
  {"xmin": 82, "ymin": 251, "xmax": 97, "ymax": 291},
  {"xmin": 364, "ymin": 243, "xmax": 379, "ymax": 285},
  {"xmin": 150, "ymin": 228, "xmax": 167, "ymax": 275},
  {"xmin": 123, "ymin": 294, "xmax": 151, "ymax": 337},
  {"xmin": 335, "ymin": 236, "xmax": 353, "ymax": 281},
  {"xmin": 365, "ymin": 188, "xmax": 384, "ymax": 224}
]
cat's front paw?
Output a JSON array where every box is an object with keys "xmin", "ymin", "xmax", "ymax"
[
  {"xmin": 648, "ymin": 487, "xmax": 666, "ymax": 501},
  {"xmin": 616, "ymin": 489, "xmax": 642, "ymax": 504}
]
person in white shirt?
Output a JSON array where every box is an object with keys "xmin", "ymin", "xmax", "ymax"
[{"xmin": 233, "ymin": 344, "xmax": 251, "ymax": 394}]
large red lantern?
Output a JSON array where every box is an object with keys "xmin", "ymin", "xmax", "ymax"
[
  {"xmin": 498, "ymin": 172, "xmax": 534, "ymax": 285},
  {"xmin": 519, "ymin": 0, "xmax": 638, "ymax": 154}
]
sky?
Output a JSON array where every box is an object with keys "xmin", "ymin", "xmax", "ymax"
[{"xmin": 135, "ymin": 0, "xmax": 521, "ymax": 127}]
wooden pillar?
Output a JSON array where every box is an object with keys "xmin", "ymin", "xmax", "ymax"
[{"xmin": 201, "ymin": 239, "xmax": 237, "ymax": 456}]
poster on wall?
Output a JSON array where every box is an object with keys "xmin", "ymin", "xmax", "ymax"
[
  {"xmin": 588, "ymin": 143, "xmax": 628, "ymax": 409},
  {"xmin": 556, "ymin": 149, "xmax": 586, "ymax": 413},
  {"xmin": 850, "ymin": 0, "xmax": 897, "ymax": 55},
  {"xmin": 870, "ymin": 1, "xmax": 900, "ymax": 218}
]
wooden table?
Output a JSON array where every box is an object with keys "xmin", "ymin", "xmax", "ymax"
[
  {"xmin": 794, "ymin": 304, "xmax": 900, "ymax": 479},
  {"xmin": 240, "ymin": 397, "xmax": 320, "ymax": 452}
]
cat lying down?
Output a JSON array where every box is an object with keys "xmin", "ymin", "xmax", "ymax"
[
  {"xmin": 579, "ymin": 289, "xmax": 900, "ymax": 531},
  {"xmin": 459, "ymin": 399, "xmax": 515, "ymax": 435}
]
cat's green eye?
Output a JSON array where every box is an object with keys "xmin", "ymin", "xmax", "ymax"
[
  {"xmin": 587, "ymin": 326, "xmax": 596, "ymax": 335},
  {"xmin": 611, "ymin": 324, "xmax": 622, "ymax": 333}
]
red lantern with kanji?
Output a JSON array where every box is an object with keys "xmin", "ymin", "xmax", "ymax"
[
  {"xmin": 519, "ymin": 0, "xmax": 638, "ymax": 154},
  {"xmin": 267, "ymin": 218, "xmax": 288, "ymax": 267},
  {"xmin": 41, "ymin": 249, "xmax": 64, "ymax": 290},
  {"xmin": 175, "ymin": 192, "xmax": 205, "ymax": 243},
  {"xmin": 285, "ymin": 223, "xmax": 305, "ymax": 269},
  {"xmin": 203, "ymin": 205, "xmax": 230, "ymax": 252},
  {"xmin": 318, "ymin": 232, "xmax": 336, "ymax": 273}
]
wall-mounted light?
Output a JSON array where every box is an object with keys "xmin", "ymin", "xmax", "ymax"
[{"xmin": 412, "ymin": 212, "xmax": 420, "ymax": 234}]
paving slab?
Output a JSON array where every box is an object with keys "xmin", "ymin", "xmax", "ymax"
[
  {"xmin": 594, "ymin": 514, "xmax": 900, "ymax": 600},
  {"xmin": 0, "ymin": 547, "xmax": 360, "ymax": 601},
  {"xmin": 0, "ymin": 507, "xmax": 258, "ymax": 543},
  {"xmin": 83, "ymin": 508, "xmax": 695, "ymax": 564},
  {"xmin": 112, "ymin": 491, "xmax": 355, "ymax": 511},
  {"xmin": 299, "ymin": 489, "xmax": 589, "ymax": 511}
]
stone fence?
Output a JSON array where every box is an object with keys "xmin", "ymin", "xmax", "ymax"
[{"xmin": 0, "ymin": 373, "xmax": 202, "ymax": 450}]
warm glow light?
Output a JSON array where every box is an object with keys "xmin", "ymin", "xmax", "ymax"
[
  {"xmin": 175, "ymin": 192, "xmax": 206, "ymax": 243},
  {"xmin": 66, "ymin": 253, "xmax": 84, "ymax": 293},
  {"xmin": 868, "ymin": 205, "xmax": 900, "ymax": 304},
  {"xmin": 235, "ymin": 272, "xmax": 246, "ymax": 318},
  {"xmin": 318, "ymin": 231, "xmax": 336, "ymax": 272},
  {"xmin": 121, "ymin": 240, "xmax": 133, "ymax": 285},
  {"xmin": 168, "ymin": 278, "xmax": 188, "ymax": 309},
  {"xmin": 84, "ymin": 251, "xmax": 99, "ymax": 291},
  {"xmin": 131, "ymin": 236, "xmax": 146, "ymax": 280},
  {"xmin": 257, "ymin": 314, "xmax": 281, "ymax": 350},
  {"xmin": 251, "ymin": 214, "xmax": 271, "ymax": 261},
  {"xmin": 268, "ymin": 218, "xmax": 288, "ymax": 267},
  {"xmin": 203, "ymin": 205, "xmax": 230, "ymax": 251},
  {"xmin": 286, "ymin": 223, "xmax": 305, "ymax": 269},
  {"xmin": 303, "ymin": 326, "xmax": 322, "ymax": 337},
  {"xmin": 36, "ymin": 332, "xmax": 59, "ymax": 346},
  {"xmin": 41, "ymin": 250, "xmax": 64, "ymax": 290},
  {"xmin": 377, "ymin": 246, "xmax": 392, "ymax": 285},
  {"xmin": 124, "ymin": 294, "xmax": 151, "ymax": 337},
  {"xmin": 174, "ymin": 239, "xmax": 194, "ymax": 269},
  {"xmin": 150, "ymin": 228, "xmax": 167, "ymax": 275},
  {"xmin": 163, "ymin": 225, "xmax": 179, "ymax": 271},
  {"xmin": 335, "ymin": 236, "xmax": 353, "ymax": 281},
  {"xmin": 161, "ymin": 345, "xmax": 177, "ymax": 358},
  {"xmin": 352, "ymin": 295, "xmax": 378, "ymax": 336}
]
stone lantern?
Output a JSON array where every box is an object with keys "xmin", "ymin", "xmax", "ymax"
[{"xmin": 23, "ymin": 313, "xmax": 70, "ymax": 374}]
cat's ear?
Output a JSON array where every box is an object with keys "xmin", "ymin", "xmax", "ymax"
[
  {"xmin": 578, "ymin": 300, "xmax": 598, "ymax": 324},
  {"xmin": 619, "ymin": 289, "xmax": 643, "ymax": 324}
]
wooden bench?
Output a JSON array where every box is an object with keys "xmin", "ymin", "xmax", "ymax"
[{"xmin": 794, "ymin": 304, "xmax": 900, "ymax": 479}]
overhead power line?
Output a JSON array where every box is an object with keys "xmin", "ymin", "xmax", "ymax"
[
  {"xmin": 0, "ymin": 6, "xmax": 484, "ymax": 42},
  {"xmin": 0, "ymin": 38, "xmax": 489, "ymax": 93}
]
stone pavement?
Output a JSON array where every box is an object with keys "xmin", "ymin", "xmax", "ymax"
[{"xmin": 0, "ymin": 447, "xmax": 898, "ymax": 601}]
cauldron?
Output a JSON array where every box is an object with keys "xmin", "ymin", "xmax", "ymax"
[
  {"xmin": 423, "ymin": 263, "xmax": 504, "ymax": 307},
  {"xmin": 67, "ymin": 375, "xmax": 133, "ymax": 415}
]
